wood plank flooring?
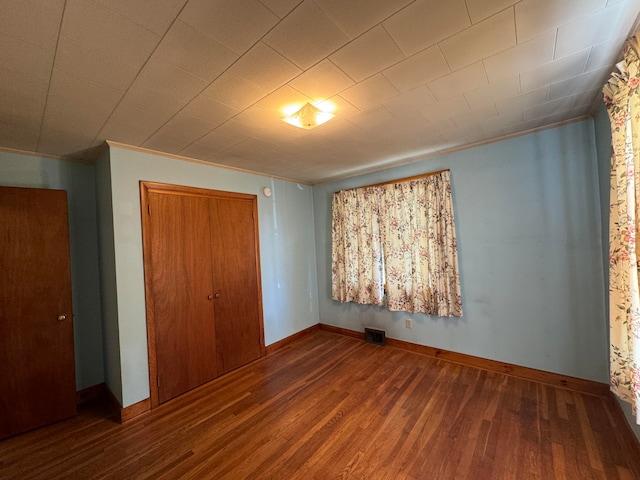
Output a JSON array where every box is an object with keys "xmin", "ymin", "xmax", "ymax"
[{"xmin": 1, "ymin": 330, "xmax": 638, "ymax": 479}]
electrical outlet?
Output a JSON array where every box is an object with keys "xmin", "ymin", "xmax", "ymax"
[{"xmin": 405, "ymin": 318, "xmax": 412, "ymax": 329}]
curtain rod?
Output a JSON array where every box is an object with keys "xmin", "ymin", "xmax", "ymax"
[{"xmin": 358, "ymin": 169, "xmax": 450, "ymax": 189}]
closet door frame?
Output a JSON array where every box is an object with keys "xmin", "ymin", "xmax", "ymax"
[{"xmin": 140, "ymin": 181, "xmax": 266, "ymax": 409}]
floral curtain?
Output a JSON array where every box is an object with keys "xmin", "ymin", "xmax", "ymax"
[
  {"xmin": 603, "ymin": 38, "xmax": 640, "ymax": 424},
  {"xmin": 331, "ymin": 171, "xmax": 463, "ymax": 317},
  {"xmin": 381, "ymin": 172, "xmax": 462, "ymax": 316},
  {"xmin": 331, "ymin": 187, "xmax": 385, "ymax": 306}
]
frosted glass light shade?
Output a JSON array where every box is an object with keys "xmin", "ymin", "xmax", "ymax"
[{"xmin": 283, "ymin": 102, "xmax": 334, "ymax": 129}]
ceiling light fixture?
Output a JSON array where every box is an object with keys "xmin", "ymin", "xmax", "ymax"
[{"xmin": 282, "ymin": 102, "xmax": 334, "ymax": 129}]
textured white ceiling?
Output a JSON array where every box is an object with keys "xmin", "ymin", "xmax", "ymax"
[{"xmin": 1, "ymin": 0, "xmax": 639, "ymax": 184}]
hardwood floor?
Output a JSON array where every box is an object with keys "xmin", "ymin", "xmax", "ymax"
[{"xmin": 1, "ymin": 330, "xmax": 638, "ymax": 479}]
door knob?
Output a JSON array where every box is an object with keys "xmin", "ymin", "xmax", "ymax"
[
  {"xmin": 214, "ymin": 292, "xmax": 221, "ymax": 299},
  {"xmin": 57, "ymin": 314, "xmax": 67, "ymax": 321}
]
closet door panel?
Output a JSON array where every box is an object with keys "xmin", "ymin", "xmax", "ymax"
[
  {"xmin": 209, "ymin": 197, "xmax": 262, "ymax": 375},
  {"xmin": 148, "ymin": 192, "xmax": 217, "ymax": 403}
]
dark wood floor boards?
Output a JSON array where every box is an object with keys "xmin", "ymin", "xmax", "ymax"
[
  {"xmin": 0, "ymin": 330, "xmax": 638, "ymax": 479},
  {"xmin": 254, "ymin": 344, "xmax": 403, "ymax": 480},
  {"xmin": 165, "ymin": 334, "xmax": 366, "ymax": 479},
  {"xmin": 337, "ymin": 363, "xmax": 430, "ymax": 478}
]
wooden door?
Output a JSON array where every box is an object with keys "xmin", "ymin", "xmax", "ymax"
[
  {"xmin": 0, "ymin": 186, "xmax": 76, "ymax": 439},
  {"xmin": 141, "ymin": 182, "xmax": 265, "ymax": 407},
  {"xmin": 147, "ymin": 192, "xmax": 218, "ymax": 404},
  {"xmin": 210, "ymin": 197, "xmax": 263, "ymax": 375}
]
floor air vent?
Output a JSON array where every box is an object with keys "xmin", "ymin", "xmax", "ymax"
[{"xmin": 365, "ymin": 328, "xmax": 386, "ymax": 346}]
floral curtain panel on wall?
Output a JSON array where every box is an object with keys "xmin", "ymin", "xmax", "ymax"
[
  {"xmin": 331, "ymin": 187, "xmax": 385, "ymax": 307},
  {"xmin": 331, "ymin": 170, "xmax": 462, "ymax": 317},
  {"xmin": 604, "ymin": 37, "xmax": 640, "ymax": 424}
]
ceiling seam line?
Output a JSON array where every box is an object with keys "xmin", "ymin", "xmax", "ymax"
[
  {"xmin": 35, "ymin": 0, "xmax": 68, "ymax": 153},
  {"xmin": 85, "ymin": 0, "xmax": 193, "ymax": 157},
  {"xmin": 140, "ymin": 1, "xmax": 312, "ymax": 153}
]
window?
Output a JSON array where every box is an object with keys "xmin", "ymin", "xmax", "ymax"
[{"xmin": 331, "ymin": 170, "xmax": 462, "ymax": 317}]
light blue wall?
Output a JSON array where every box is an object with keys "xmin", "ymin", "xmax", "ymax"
[
  {"xmin": 593, "ymin": 103, "xmax": 640, "ymax": 441},
  {"xmin": 101, "ymin": 145, "xmax": 319, "ymax": 407},
  {"xmin": 314, "ymin": 120, "xmax": 608, "ymax": 382},
  {"xmin": 94, "ymin": 149, "xmax": 122, "ymax": 402},
  {"xmin": 0, "ymin": 150, "xmax": 104, "ymax": 390},
  {"xmin": 594, "ymin": 102, "xmax": 611, "ymax": 319}
]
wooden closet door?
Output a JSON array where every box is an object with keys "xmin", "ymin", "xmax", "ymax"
[
  {"xmin": 209, "ymin": 197, "xmax": 263, "ymax": 375},
  {"xmin": 148, "ymin": 192, "xmax": 217, "ymax": 404},
  {"xmin": 0, "ymin": 186, "xmax": 76, "ymax": 439}
]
